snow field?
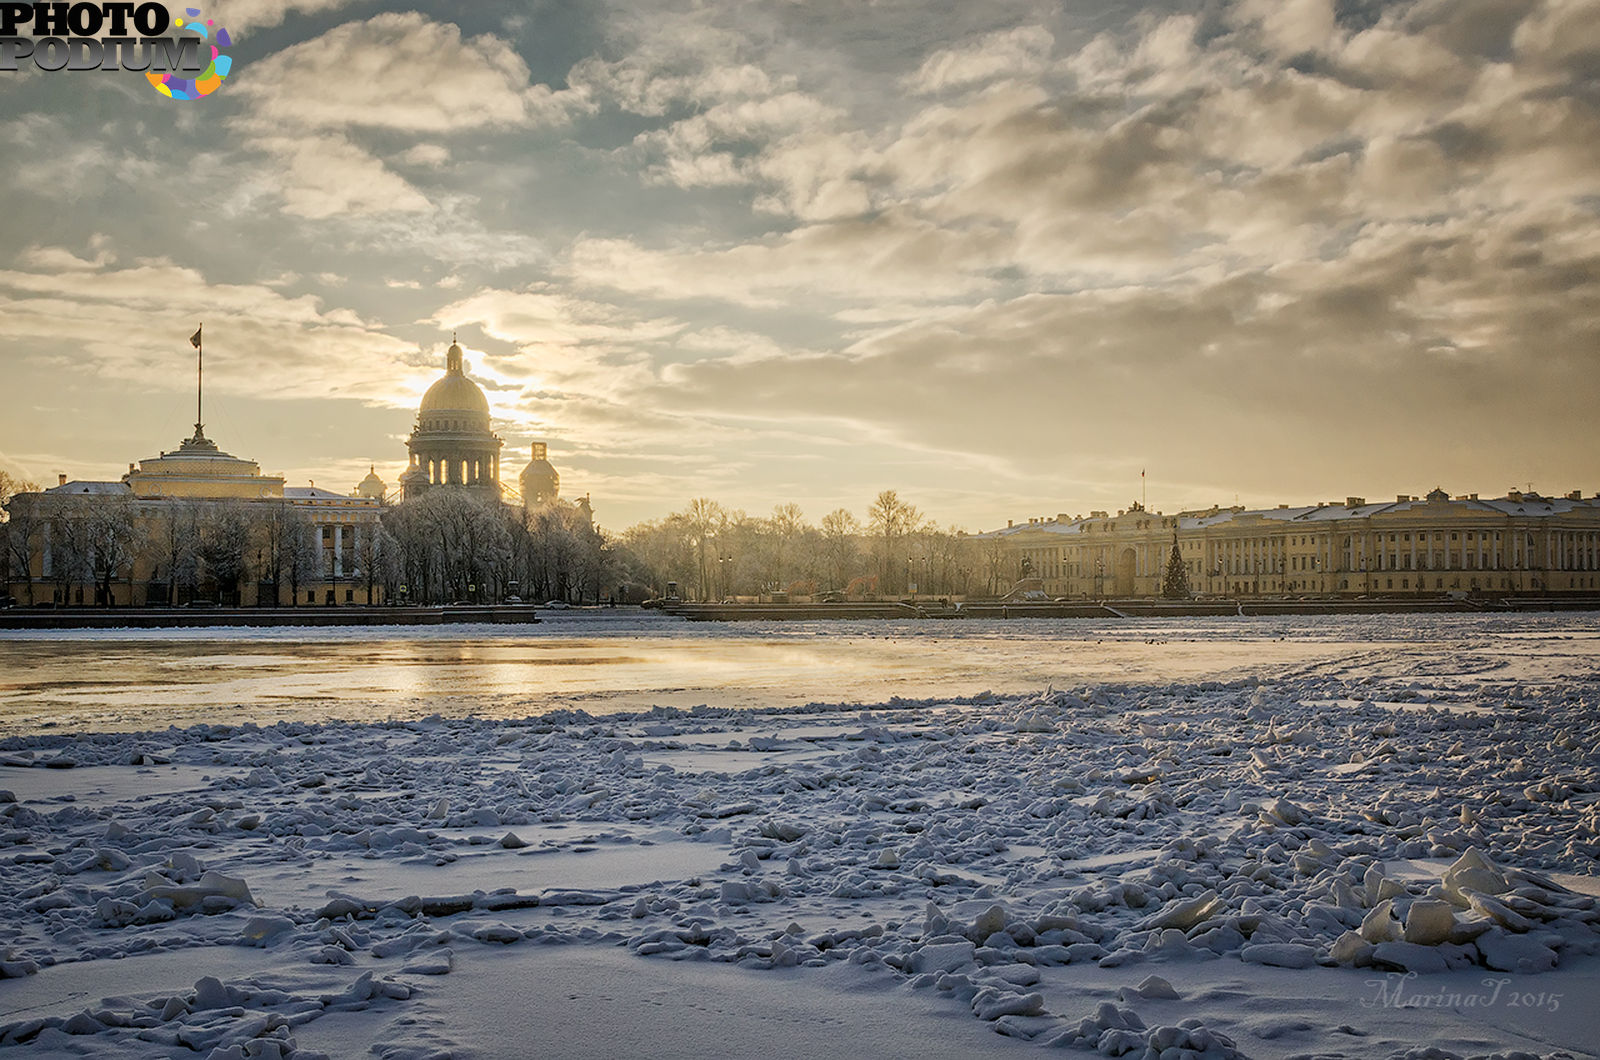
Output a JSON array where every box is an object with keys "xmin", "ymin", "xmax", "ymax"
[{"xmin": 1, "ymin": 657, "xmax": 1598, "ymax": 1057}]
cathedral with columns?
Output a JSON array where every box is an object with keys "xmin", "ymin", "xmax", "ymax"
[{"xmin": 396, "ymin": 337, "xmax": 566, "ymax": 512}]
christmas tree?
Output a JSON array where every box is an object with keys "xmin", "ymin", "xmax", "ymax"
[{"xmin": 1161, "ymin": 535, "xmax": 1190, "ymax": 599}]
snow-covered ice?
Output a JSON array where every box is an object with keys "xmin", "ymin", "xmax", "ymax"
[{"xmin": 1, "ymin": 613, "xmax": 1598, "ymax": 1058}]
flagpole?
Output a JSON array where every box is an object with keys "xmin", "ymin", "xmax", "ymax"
[{"xmin": 191, "ymin": 323, "xmax": 203, "ymax": 438}]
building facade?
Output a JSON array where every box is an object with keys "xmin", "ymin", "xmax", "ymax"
[
  {"xmin": 3, "ymin": 426, "xmax": 385, "ymax": 607},
  {"xmin": 984, "ymin": 488, "xmax": 1600, "ymax": 599}
]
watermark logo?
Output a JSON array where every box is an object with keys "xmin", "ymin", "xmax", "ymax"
[
  {"xmin": 147, "ymin": 7, "xmax": 229, "ymax": 100},
  {"xmin": 1362, "ymin": 972, "xmax": 1562, "ymax": 1013},
  {"xmin": 0, "ymin": 3, "xmax": 235, "ymax": 100}
]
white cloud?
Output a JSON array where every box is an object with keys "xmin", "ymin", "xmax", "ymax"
[
  {"xmin": 567, "ymin": 211, "xmax": 1007, "ymax": 308},
  {"xmin": 908, "ymin": 25, "xmax": 1055, "ymax": 94},
  {"xmin": 235, "ymin": 13, "xmax": 582, "ymax": 133},
  {"xmin": 250, "ymin": 132, "xmax": 433, "ymax": 218},
  {"xmin": 568, "ymin": 15, "xmax": 771, "ymax": 117},
  {"xmin": 228, "ymin": 13, "xmax": 588, "ymax": 220},
  {"xmin": 399, "ymin": 144, "xmax": 450, "ymax": 167},
  {"xmin": 208, "ymin": 0, "xmax": 368, "ymax": 34},
  {"xmin": 0, "ymin": 252, "xmax": 428, "ymax": 408}
]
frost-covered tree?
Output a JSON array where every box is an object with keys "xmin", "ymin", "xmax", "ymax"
[
  {"xmin": 83, "ymin": 494, "xmax": 142, "ymax": 606},
  {"xmin": 197, "ymin": 501, "xmax": 253, "ymax": 605},
  {"xmin": 283, "ymin": 507, "xmax": 321, "ymax": 606},
  {"xmin": 1, "ymin": 472, "xmax": 43, "ymax": 604},
  {"xmin": 868, "ymin": 490, "xmax": 924, "ymax": 593},
  {"xmin": 148, "ymin": 500, "xmax": 202, "ymax": 605},
  {"xmin": 42, "ymin": 496, "xmax": 94, "ymax": 603}
]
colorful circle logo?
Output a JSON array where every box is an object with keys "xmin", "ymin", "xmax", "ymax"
[{"xmin": 147, "ymin": 8, "xmax": 232, "ymax": 101}]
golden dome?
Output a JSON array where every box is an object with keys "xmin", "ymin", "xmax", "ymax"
[
  {"xmin": 355, "ymin": 466, "xmax": 387, "ymax": 499},
  {"xmin": 419, "ymin": 342, "xmax": 489, "ymax": 415}
]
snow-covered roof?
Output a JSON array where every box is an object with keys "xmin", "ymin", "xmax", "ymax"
[
  {"xmin": 982, "ymin": 492, "xmax": 1599, "ymax": 538},
  {"xmin": 43, "ymin": 481, "xmax": 132, "ymax": 496},
  {"xmin": 986, "ymin": 520, "xmax": 1086, "ymax": 539},
  {"xmin": 284, "ymin": 487, "xmax": 355, "ymax": 500}
]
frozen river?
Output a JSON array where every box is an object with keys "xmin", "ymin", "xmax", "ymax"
[
  {"xmin": 2, "ymin": 610, "xmax": 1598, "ymax": 734},
  {"xmin": 4, "ymin": 609, "xmax": 1600, "ymax": 1059}
]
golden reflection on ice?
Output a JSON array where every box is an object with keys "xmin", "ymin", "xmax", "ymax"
[{"xmin": 2, "ymin": 613, "xmax": 1597, "ymax": 734}]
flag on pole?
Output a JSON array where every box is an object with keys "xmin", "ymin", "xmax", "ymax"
[{"xmin": 190, "ymin": 326, "xmax": 202, "ymax": 348}]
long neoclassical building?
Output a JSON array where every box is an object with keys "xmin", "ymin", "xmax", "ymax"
[
  {"xmin": 4, "ymin": 424, "xmax": 384, "ymax": 607},
  {"xmin": 984, "ymin": 488, "xmax": 1600, "ymax": 599}
]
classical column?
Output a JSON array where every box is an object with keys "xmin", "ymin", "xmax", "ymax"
[{"xmin": 334, "ymin": 524, "xmax": 344, "ymax": 577}]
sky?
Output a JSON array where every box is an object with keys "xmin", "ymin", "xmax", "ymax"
[{"xmin": 1, "ymin": 0, "xmax": 1597, "ymax": 532}]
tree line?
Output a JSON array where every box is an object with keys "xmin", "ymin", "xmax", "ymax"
[
  {"xmin": 0, "ymin": 473, "xmax": 611, "ymax": 607},
  {"xmin": 2, "ymin": 473, "xmax": 1020, "ymax": 607},
  {"xmin": 615, "ymin": 490, "xmax": 1012, "ymax": 601}
]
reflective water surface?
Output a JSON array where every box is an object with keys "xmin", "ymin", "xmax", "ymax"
[{"xmin": 2, "ymin": 610, "xmax": 1596, "ymax": 734}]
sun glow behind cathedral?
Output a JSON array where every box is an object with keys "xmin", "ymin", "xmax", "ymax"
[
  {"xmin": 401, "ymin": 337, "xmax": 561, "ymax": 509},
  {"xmin": 1, "ymin": 334, "xmax": 594, "ymax": 608}
]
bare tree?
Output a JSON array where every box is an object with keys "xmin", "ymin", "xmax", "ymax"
[
  {"xmin": 284, "ymin": 508, "xmax": 321, "ymax": 606},
  {"xmin": 83, "ymin": 495, "xmax": 142, "ymax": 606},
  {"xmin": 148, "ymin": 500, "xmax": 203, "ymax": 605},
  {"xmin": 1, "ymin": 473, "xmax": 43, "ymax": 604},
  {"xmin": 350, "ymin": 520, "xmax": 388, "ymax": 605},
  {"xmin": 868, "ymin": 490, "xmax": 924, "ymax": 594},
  {"xmin": 43, "ymin": 496, "xmax": 94, "ymax": 604},
  {"xmin": 198, "ymin": 501, "xmax": 253, "ymax": 605},
  {"xmin": 764, "ymin": 502, "xmax": 806, "ymax": 592},
  {"xmin": 819, "ymin": 508, "xmax": 860, "ymax": 592},
  {"xmin": 685, "ymin": 497, "xmax": 727, "ymax": 602}
]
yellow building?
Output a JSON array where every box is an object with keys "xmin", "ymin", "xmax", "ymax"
[
  {"xmin": 4, "ymin": 426, "xmax": 385, "ymax": 607},
  {"xmin": 985, "ymin": 487, "xmax": 1600, "ymax": 599}
]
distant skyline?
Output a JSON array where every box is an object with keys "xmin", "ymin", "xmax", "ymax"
[{"xmin": 2, "ymin": 0, "xmax": 1596, "ymax": 530}]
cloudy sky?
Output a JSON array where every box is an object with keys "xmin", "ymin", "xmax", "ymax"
[{"xmin": 1, "ymin": 0, "xmax": 1596, "ymax": 530}]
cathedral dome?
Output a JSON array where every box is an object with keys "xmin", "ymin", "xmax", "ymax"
[
  {"xmin": 419, "ymin": 344, "xmax": 489, "ymax": 415},
  {"xmin": 403, "ymin": 336, "xmax": 504, "ymax": 503},
  {"xmin": 519, "ymin": 442, "xmax": 560, "ymax": 507},
  {"xmin": 354, "ymin": 466, "xmax": 387, "ymax": 500}
]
